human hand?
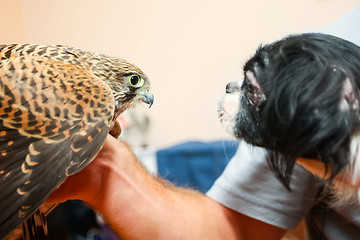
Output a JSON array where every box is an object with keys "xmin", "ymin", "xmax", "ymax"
[{"xmin": 46, "ymin": 135, "xmax": 129, "ymax": 206}]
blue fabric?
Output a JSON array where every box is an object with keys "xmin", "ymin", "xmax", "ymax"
[{"xmin": 157, "ymin": 140, "xmax": 239, "ymax": 193}]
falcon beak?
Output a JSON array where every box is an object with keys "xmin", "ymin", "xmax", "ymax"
[{"xmin": 140, "ymin": 89, "xmax": 154, "ymax": 108}]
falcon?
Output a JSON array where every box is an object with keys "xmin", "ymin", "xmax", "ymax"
[{"xmin": 0, "ymin": 44, "xmax": 154, "ymax": 238}]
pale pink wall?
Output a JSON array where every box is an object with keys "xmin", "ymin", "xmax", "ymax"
[
  {"xmin": 0, "ymin": 0, "xmax": 25, "ymax": 43},
  {"xmin": 15, "ymin": 1, "xmax": 360, "ymax": 147}
]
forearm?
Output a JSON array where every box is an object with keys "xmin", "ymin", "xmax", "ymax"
[
  {"xmin": 88, "ymin": 145, "xmax": 238, "ymax": 239},
  {"xmin": 48, "ymin": 136, "xmax": 286, "ymax": 239}
]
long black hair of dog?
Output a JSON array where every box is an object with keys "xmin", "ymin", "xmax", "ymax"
[{"xmin": 238, "ymin": 33, "xmax": 360, "ymax": 189}]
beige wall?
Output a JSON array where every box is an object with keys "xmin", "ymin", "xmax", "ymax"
[
  {"xmin": 0, "ymin": 0, "xmax": 25, "ymax": 43},
  {"xmin": 2, "ymin": 0, "xmax": 360, "ymax": 148}
]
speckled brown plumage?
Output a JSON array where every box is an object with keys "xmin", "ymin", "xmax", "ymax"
[{"xmin": 0, "ymin": 44, "xmax": 153, "ymax": 239}]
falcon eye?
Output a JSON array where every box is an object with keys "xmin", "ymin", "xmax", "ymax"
[{"xmin": 129, "ymin": 74, "xmax": 144, "ymax": 88}]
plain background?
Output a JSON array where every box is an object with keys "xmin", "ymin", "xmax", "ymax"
[{"xmin": 1, "ymin": 0, "xmax": 359, "ymax": 148}]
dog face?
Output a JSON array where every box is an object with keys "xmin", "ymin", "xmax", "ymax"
[{"xmin": 219, "ymin": 33, "xmax": 360, "ymax": 198}]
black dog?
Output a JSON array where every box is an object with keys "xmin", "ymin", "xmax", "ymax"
[{"xmin": 218, "ymin": 33, "xmax": 360, "ymax": 201}]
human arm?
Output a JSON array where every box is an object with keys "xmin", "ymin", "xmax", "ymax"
[{"xmin": 47, "ymin": 135, "xmax": 286, "ymax": 240}]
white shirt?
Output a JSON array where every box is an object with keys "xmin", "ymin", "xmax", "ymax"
[{"xmin": 207, "ymin": 141, "xmax": 360, "ymax": 239}]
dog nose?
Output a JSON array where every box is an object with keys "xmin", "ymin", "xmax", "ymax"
[{"xmin": 226, "ymin": 82, "xmax": 240, "ymax": 93}]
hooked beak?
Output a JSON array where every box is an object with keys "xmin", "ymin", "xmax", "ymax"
[{"xmin": 140, "ymin": 89, "xmax": 154, "ymax": 108}]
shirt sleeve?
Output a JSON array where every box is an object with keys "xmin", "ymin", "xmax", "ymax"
[{"xmin": 207, "ymin": 141, "xmax": 320, "ymax": 229}]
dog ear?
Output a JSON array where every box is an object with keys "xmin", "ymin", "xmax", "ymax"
[
  {"xmin": 340, "ymin": 77, "xmax": 360, "ymax": 112},
  {"xmin": 245, "ymin": 71, "xmax": 266, "ymax": 108},
  {"xmin": 348, "ymin": 134, "xmax": 360, "ymax": 185}
]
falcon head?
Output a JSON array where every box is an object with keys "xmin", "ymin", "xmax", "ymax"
[{"xmin": 89, "ymin": 54, "xmax": 154, "ymax": 119}]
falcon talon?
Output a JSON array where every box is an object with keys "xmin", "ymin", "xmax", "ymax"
[{"xmin": 109, "ymin": 119, "xmax": 122, "ymax": 139}]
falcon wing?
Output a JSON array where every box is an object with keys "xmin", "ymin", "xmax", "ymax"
[{"xmin": 0, "ymin": 53, "xmax": 114, "ymax": 238}]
